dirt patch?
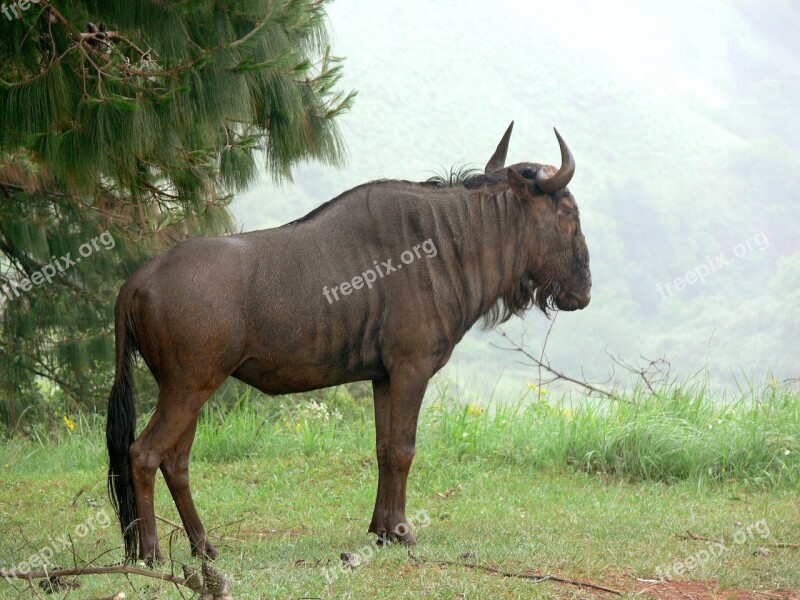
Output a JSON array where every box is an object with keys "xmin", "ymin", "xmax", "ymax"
[
  {"xmin": 403, "ymin": 557, "xmax": 799, "ymax": 599},
  {"xmin": 607, "ymin": 576, "xmax": 799, "ymax": 600}
]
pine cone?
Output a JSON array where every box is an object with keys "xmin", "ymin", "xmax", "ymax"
[{"xmin": 202, "ymin": 562, "xmax": 233, "ymax": 599}]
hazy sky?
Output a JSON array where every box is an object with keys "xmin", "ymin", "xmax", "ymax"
[{"xmin": 232, "ymin": 0, "xmax": 800, "ymax": 399}]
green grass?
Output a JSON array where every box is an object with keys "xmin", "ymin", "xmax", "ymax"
[{"xmin": 1, "ymin": 382, "xmax": 799, "ymax": 598}]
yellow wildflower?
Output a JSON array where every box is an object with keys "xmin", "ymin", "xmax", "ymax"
[
  {"xmin": 63, "ymin": 415, "xmax": 76, "ymax": 432},
  {"xmin": 467, "ymin": 404, "xmax": 483, "ymax": 416}
]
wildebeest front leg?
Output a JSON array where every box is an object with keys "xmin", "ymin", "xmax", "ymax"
[
  {"xmin": 377, "ymin": 366, "xmax": 427, "ymax": 546},
  {"xmin": 369, "ymin": 380, "xmax": 392, "ymax": 538}
]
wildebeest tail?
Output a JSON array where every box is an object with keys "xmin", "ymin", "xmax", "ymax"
[{"xmin": 106, "ymin": 297, "xmax": 139, "ymax": 563}]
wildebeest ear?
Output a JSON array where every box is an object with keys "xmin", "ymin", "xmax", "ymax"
[
  {"xmin": 484, "ymin": 121, "xmax": 514, "ymax": 174},
  {"xmin": 506, "ymin": 168, "xmax": 530, "ymax": 197}
]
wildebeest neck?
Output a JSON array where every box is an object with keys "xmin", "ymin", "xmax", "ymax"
[
  {"xmin": 438, "ymin": 184, "xmax": 537, "ymax": 330},
  {"xmin": 289, "ymin": 179, "xmax": 536, "ymax": 336}
]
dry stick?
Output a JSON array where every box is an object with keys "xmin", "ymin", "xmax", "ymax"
[
  {"xmin": 677, "ymin": 530, "xmax": 799, "ymax": 549},
  {"xmin": 26, "ymin": 577, "xmax": 44, "ymax": 599},
  {"xmin": 606, "ymin": 350, "xmax": 670, "ymax": 395},
  {"xmin": 537, "ymin": 314, "xmax": 558, "ymax": 403},
  {"xmin": 0, "ymin": 565, "xmax": 191, "ymax": 592},
  {"xmin": 676, "ymin": 529, "xmax": 721, "ymax": 543},
  {"xmin": 750, "ymin": 591, "xmax": 798, "ymax": 600},
  {"xmin": 407, "ymin": 551, "xmax": 623, "ymax": 596},
  {"xmin": 495, "ymin": 329, "xmax": 619, "ymax": 400},
  {"xmin": 71, "ymin": 488, "xmax": 86, "ymax": 507},
  {"xmin": 155, "ymin": 514, "xmax": 183, "ymax": 529}
]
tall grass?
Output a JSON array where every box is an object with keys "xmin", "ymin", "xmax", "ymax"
[
  {"xmin": 1, "ymin": 380, "xmax": 798, "ymax": 489},
  {"xmin": 427, "ymin": 380, "xmax": 800, "ymax": 487}
]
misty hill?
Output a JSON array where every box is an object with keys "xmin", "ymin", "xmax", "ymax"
[{"xmin": 231, "ymin": 0, "xmax": 800, "ymax": 398}]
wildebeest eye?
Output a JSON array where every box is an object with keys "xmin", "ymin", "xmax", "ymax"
[{"xmin": 559, "ymin": 207, "xmax": 576, "ymax": 218}]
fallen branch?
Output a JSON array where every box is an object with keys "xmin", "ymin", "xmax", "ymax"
[
  {"xmin": 407, "ymin": 550, "xmax": 623, "ymax": 595},
  {"xmin": 675, "ymin": 529, "xmax": 721, "ymax": 543},
  {"xmin": 0, "ymin": 562, "xmax": 233, "ymax": 598},
  {"xmin": 155, "ymin": 514, "xmax": 183, "ymax": 529},
  {"xmin": 675, "ymin": 530, "xmax": 799, "ymax": 550},
  {"xmin": 763, "ymin": 542, "xmax": 800, "ymax": 549},
  {"xmin": 0, "ymin": 565, "xmax": 186, "ymax": 588}
]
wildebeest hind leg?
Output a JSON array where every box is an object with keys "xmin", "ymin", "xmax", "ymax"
[
  {"xmin": 129, "ymin": 384, "xmax": 216, "ymax": 564},
  {"xmin": 160, "ymin": 414, "xmax": 218, "ymax": 559}
]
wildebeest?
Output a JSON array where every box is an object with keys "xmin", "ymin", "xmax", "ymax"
[{"xmin": 107, "ymin": 122, "xmax": 591, "ymax": 563}]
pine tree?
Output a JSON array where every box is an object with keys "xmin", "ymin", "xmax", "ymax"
[{"xmin": 0, "ymin": 0, "xmax": 355, "ymax": 426}]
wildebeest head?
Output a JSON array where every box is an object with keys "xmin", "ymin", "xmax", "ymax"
[{"xmin": 485, "ymin": 122, "xmax": 591, "ymax": 313}]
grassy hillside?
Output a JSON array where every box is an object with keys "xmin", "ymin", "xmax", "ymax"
[{"xmin": 1, "ymin": 383, "xmax": 798, "ymax": 597}]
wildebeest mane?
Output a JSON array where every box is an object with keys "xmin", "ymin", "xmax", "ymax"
[
  {"xmin": 285, "ymin": 178, "xmax": 445, "ymax": 226},
  {"xmin": 424, "ymin": 165, "xmax": 482, "ymax": 186},
  {"xmin": 428, "ymin": 164, "xmax": 544, "ymax": 189},
  {"xmin": 286, "ymin": 164, "xmax": 544, "ymax": 226}
]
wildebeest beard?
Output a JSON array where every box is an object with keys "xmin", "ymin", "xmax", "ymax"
[{"xmin": 482, "ymin": 263, "xmax": 559, "ymax": 328}]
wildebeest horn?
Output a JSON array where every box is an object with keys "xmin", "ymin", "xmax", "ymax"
[
  {"xmin": 484, "ymin": 121, "xmax": 514, "ymax": 174},
  {"xmin": 535, "ymin": 128, "xmax": 575, "ymax": 194}
]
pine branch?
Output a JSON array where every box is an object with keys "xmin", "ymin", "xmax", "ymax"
[{"xmin": 0, "ymin": 0, "xmax": 354, "ymax": 404}]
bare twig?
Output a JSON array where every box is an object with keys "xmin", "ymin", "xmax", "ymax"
[
  {"xmin": 155, "ymin": 515, "xmax": 183, "ymax": 530},
  {"xmin": 678, "ymin": 530, "xmax": 800, "ymax": 550},
  {"xmin": 750, "ymin": 591, "xmax": 796, "ymax": 599},
  {"xmin": 606, "ymin": 349, "xmax": 670, "ymax": 395},
  {"xmin": 71, "ymin": 489, "xmax": 86, "ymax": 507},
  {"xmin": 675, "ymin": 529, "xmax": 721, "ymax": 543},
  {"xmin": 407, "ymin": 550, "xmax": 623, "ymax": 595},
  {"xmin": 537, "ymin": 314, "xmax": 557, "ymax": 402},
  {"xmin": 494, "ymin": 329, "xmax": 619, "ymax": 400},
  {"xmin": 763, "ymin": 542, "xmax": 800, "ymax": 549}
]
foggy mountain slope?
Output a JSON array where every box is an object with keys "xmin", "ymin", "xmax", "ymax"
[{"xmin": 231, "ymin": 0, "xmax": 800, "ymax": 397}]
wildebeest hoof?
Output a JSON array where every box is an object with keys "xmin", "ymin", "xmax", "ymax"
[
  {"xmin": 372, "ymin": 529, "xmax": 417, "ymax": 547},
  {"xmin": 393, "ymin": 530, "xmax": 417, "ymax": 547},
  {"xmin": 191, "ymin": 540, "xmax": 219, "ymax": 560},
  {"xmin": 141, "ymin": 550, "xmax": 165, "ymax": 567}
]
